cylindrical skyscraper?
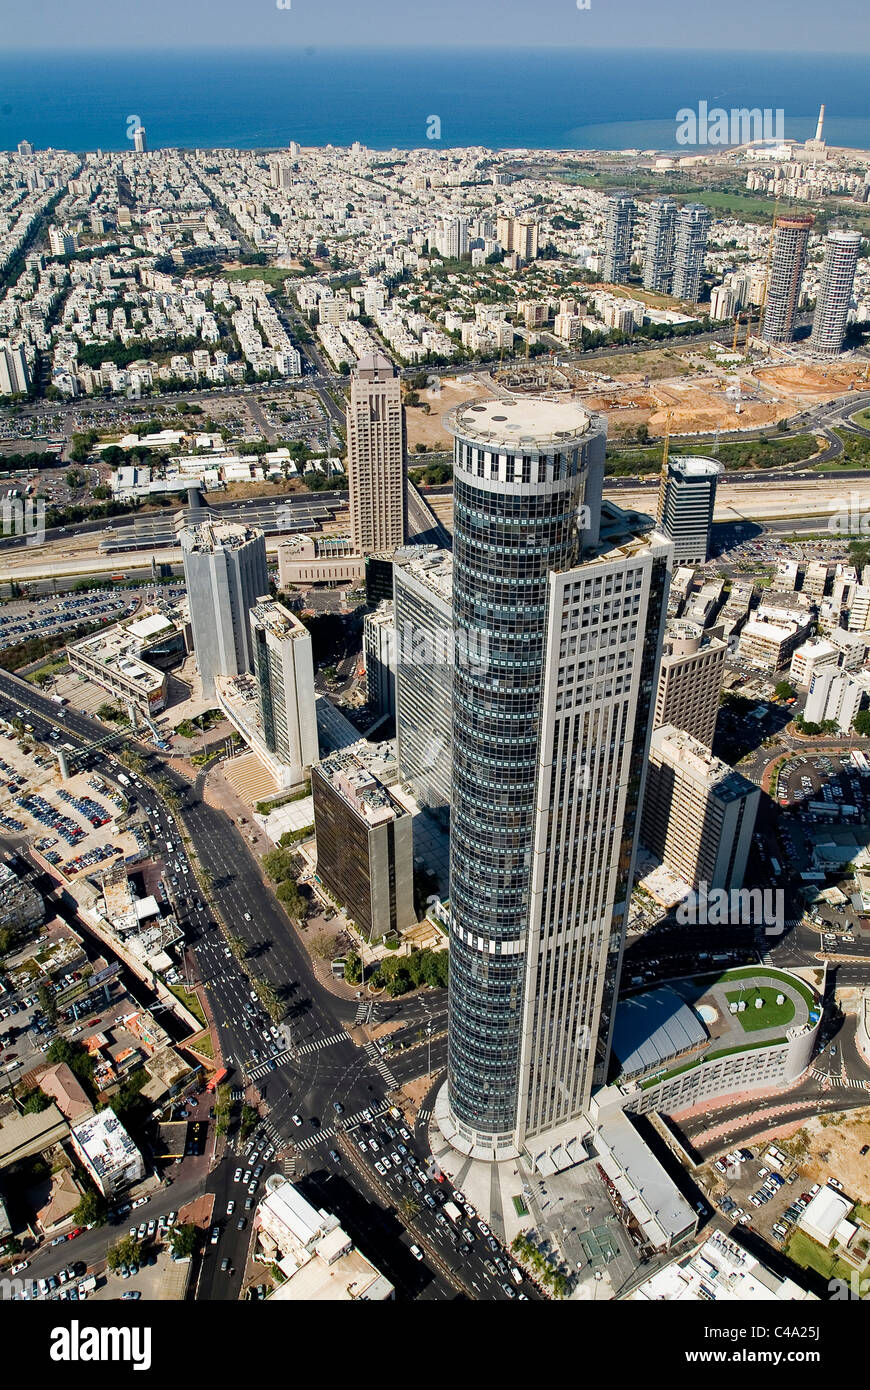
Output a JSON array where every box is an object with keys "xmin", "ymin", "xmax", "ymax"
[
  {"xmin": 761, "ymin": 215, "xmax": 814, "ymax": 345},
  {"xmin": 440, "ymin": 398, "xmax": 672, "ymax": 1163},
  {"xmin": 810, "ymin": 230, "xmax": 861, "ymax": 357}
]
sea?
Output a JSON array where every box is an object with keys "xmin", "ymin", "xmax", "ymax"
[{"xmin": 1, "ymin": 47, "xmax": 869, "ymax": 154}]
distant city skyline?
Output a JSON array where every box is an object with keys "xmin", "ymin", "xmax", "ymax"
[{"xmin": 3, "ymin": 0, "xmax": 868, "ymax": 53}]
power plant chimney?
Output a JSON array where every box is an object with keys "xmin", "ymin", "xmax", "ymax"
[{"xmin": 814, "ymin": 104, "xmax": 825, "ymax": 143}]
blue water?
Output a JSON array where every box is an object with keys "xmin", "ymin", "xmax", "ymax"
[{"xmin": 1, "ymin": 48, "xmax": 869, "ymax": 153}]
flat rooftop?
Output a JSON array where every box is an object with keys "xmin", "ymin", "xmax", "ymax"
[
  {"xmin": 394, "ymin": 546, "xmax": 453, "ymax": 601},
  {"xmin": 445, "ymin": 395, "xmax": 593, "ymax": 448},
  {"xmin": 668, "ymin": 456, "xmax": 723, "ymax": 479},
  {"xmin": 179, "ymin": 520, "xmax": 263, "ymax": 553}
]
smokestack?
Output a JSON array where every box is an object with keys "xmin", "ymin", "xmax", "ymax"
[{"xmin": 814, "ymin": 104, "xmax": 825, "ymax": 143}]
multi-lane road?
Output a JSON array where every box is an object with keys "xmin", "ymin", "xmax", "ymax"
[{"xmin": 0, "ymin": 670, "xmax": 527, "ymax": 1299}]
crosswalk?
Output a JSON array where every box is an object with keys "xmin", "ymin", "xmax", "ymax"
[
  {"xmin": 365, "ymin": 1040, "xmax": 398, "ymax": 1089},
  {"xmin": 296, "ymin": 1031, "xmax": 348, "ymax": 1056},
  {"xmin": 417, "ymin": 1106, "xmax": 432, "ymax": 1127},
  {"xmin": 296, "ymin": 1125, "xmax": 336, "ymax": 1153},
  {"xmin": 282, "ymin": 1155, "xmax": 297, "ymax": 1177},
  {"xmin": 246, "ymin": 1031, "xmax": 349, "ymax": 1079},
  {"xmin": 810, "ymin": 1068, "xmax": 869, "ymax": 1090}
]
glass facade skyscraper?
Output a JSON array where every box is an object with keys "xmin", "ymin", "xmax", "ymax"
[{"xmin": 439, "ymin": 397, "xmax": 672, "ymax": 1162}]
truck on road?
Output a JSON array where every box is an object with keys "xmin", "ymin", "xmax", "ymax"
[{"xmin": 442, "ymin": 1201, "xmax": 463, "ymax": 1224}]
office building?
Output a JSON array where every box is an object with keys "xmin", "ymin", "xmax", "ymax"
[
  {"xmin": 312, "ymin": 741, "xmax": 415, "ymax": 942},
  {"xmin": 640, "ymin": 725, "xmax": 759, "ymax": 891},
  {"xmin": 17, "ymin": 140, "xmax": 33, "ymax": 158},
  {"xmin": 277, "ymin": 534, "xmax": 364, "ymax": 588},
  {"xmin": 0, "ymin": 341, "xmax": 30, "ymax": 396},
  {"xmin": 180, "ymin": 520, "xmax": 268, "ymax": 698},
  {"xmin": 393, "ymin": 546, "xmax": 453, "ymax": 817},
  {"xmin": 603, "ymin": 195, "xmax": 636, "ymax": 285},
  {"xmin": 643, "ymin": 198, "xmax": 677, "ymax": 294},
  {"xmin": 250, "ymin": 598, "xmax": 318, "ymax": 787},
  {"xmin": 346, "ymin": 352, "xmax": 406, "ymax": 556},
  {"xmin": 133, "ymin": 126, "xmax": 147, "ymax": 154},
  {"xmin": 67, "ymin": 605, "xmax": 190, "ymax": 716},
  {"xmin": 657, "ymin": 456, "xmax": 722, "ymax": 564},
  {"xmin": 653, "ymin": 620, "xmax": 726, "ymax": 749},
  {"xmin": 438, "ymin": 395, "xmax": 671, "ymax": 1162},
  {"xmin": 804, "ymin": 668, "xmax": 862, "ymax": 733},
  {"xmin": 671, "ymin": 204, "xmax": 711, "ymax": 302},
  {"xmin": 363, "ymin": 600, "xmax": 397, "ymax": 718},
  {"xmin": 761, "ymin": 215, "xmax": 814, "ymax": 345},
  {"xmin": 69, "ymin": 1111, "xmax": 145, "ymax": 1199},
  {"xmin": 810, "ymin": 230, "xmax": 861, "ymax": 357}
]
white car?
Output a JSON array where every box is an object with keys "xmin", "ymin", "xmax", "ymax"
[
  {"xmin": 226, "ymin": 1200, "xmax": 235, "ymax": 1215},
  {"xmin": 291, "ymin": 1114, "xmax": 302, "ymax": 1128},
  {"xmin": 409, "ymin": 1244, "xmax": 424, "ymax": 1261},
  {"xmin": 233, "ymin": 1168, "xmax": 242, "ymax": 1182}
]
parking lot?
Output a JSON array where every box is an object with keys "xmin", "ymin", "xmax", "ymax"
[{"xmin": 709, "ymin": 1144, "xmax": 826, "ymax": 1249}]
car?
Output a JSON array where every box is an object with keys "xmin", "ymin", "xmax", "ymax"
[
  {"xmin": 234, "ymin": 1168, "xmax": 242, "ymax": 1182},
  {"xmin": 463, "ymin": 1203, "xmax": 476, "ymax": 1218},
  {"xmin": 245, "ymin": 1197, "xmax": 254, "ymax": 1211},
  {"xmin": 243, "ymin": 1170, "xmax": 252, "ymax": 1183},
  {"xmin": 147, "ymin": 1220, "xmax": 156, "ymax": 1236},
  {"xmin": 409, "ymin": 1244, "xmax": 423, "ymax": 1261},
  {"xmin": 122, "ymin": 1290, "xmax": 141, "ymax": 1300},
  {"xmin": 226, "ymin": 1200, "xmax": 235, "ymax": 1215},
  {"xmin": 167, "ymin": 1211, "xmax": 176, "ymax": 1225},
  {"xmin": 220, "ymin": 1258, "xmax": 229, "ymax": 1272},
  {"xmin": 739, "ymin": 1214, "xmax": 753, "ymax": 1226},
  {"xmin": 374, "ymin": 1159, "xmax": 386, "ymax": 1175},
  {"xmin": 501, "ymin": 1282, "xmax": 517, "ymax": 1299},
  {"xmin": 333, "ymin": 1102, "xmax": 344, "ymax": 1115},
  {"xmin": 830, "ymin": 1179, "xmax": 844, "ymax": 1192},
  {"xmin": 462, "ymin": 1227, "xmax": 475, "ymax": 1244},
  {"xmin": 329, "ymin": 1149, "xmax": 341, "ymax": 1164},
  {"xmin": 132, "ymin": 1196, "xmax": 149, "ymax": 1208},
  {"xmin": 749, "ymin": 1195, "xmax": 761, "ymax": 1206},
  {"xmin": 248, "ymin": 1181, "xmax": 257, "ymax": 1195},
  {"xmin": 10, "ymin": 1261, "xmax": 28, "ymax": 1274},
  {"xmin": 291, "ymin": 1114, "xmax": 302, "ymax": 1128},
  {"xmin": 810, "ymin": 1183, "xmax": 821, "ymax": 1195},
  {"xmin": 244, "ymin": 912, "xmax": 251, "ymax": 921},
  {"xmin": 757, "ymin": 1167, "xmax": 769, "ymax": 1178},
  {"xmin": 253, "ymin": 1165, "xmax": 263, "ymax": 1179},
  {"xmin": 129, "ymin": 1227, "xmax": 137, "ymax": 1239},
  {"xmin": 137, "ymin": 1223, "xmax": 147, "ymax": 1239},
  {"xmin": 424, "ymin": 1194, "xmax": 436, "ymax": 1210},
  {"xmin": 210, "ymin": 1227, "xmax": 220, "ymax": 1245}
]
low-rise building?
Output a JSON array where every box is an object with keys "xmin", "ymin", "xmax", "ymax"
[
  {"xmin": 69, "ymin": 1110, "xmax": 145, "ymax": 1198},
  {"xmin": 66, "ymin": 605, "xmax": 190, "ymax": 716},
  {"xmin": 277, "ymin": 534, "xmax": 365, "ymax": 588},
  {"xmin": 256, "ymin": 1175, "xmax": 394, "ymax": 1300}
]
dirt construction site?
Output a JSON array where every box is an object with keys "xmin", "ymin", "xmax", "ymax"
[{"xmin": 404, "ymin": 353, "xmax": 870, "ymax": 451}]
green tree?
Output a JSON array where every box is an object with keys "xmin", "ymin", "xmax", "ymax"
[
  {"xmin": 107, "ymin": 1235, "xmax": 141, "ymax": 1271},
  {"xmin": 168, "ymin": 1222, "xmax": 198, "ymax": 1258},
  {"xmin": 276, "ymin": 879, "xmax": 305, "ymax": 920},
  {"xmin": 73, "ymin": 1188, "xmax": 107, "ymax": 1228},
  {"xmin": 774, "ymin": 681, "xmax": 794, "ymax": 702},
  {"xmin": 853, "ymin": 709, "xmax": 870, "ymax": 737},
  {"xmin": 21, "ymin": 1087, "xmax": 51, "ymax": 1113},
  {"xmin": 344, "ymin": 952, "xmax": 362, "ymax": 985}
]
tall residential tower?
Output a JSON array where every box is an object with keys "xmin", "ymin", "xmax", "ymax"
[
  {"xmin": 602, "ymin": 195, "xmax": 636, "ymax": 285},
  {"xmin": 810, "ymin": 230, "xmax": 861, "ymax": 357},
  {"xmin": 761, "ymin": 215, "xmax": 814, "ymax": 345}
]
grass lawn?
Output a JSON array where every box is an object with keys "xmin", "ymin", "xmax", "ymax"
[
  {"xmin": 725, "ymin": 986, "xmax": 796, "ymax": 1032},
  {"xmin": 785, "ymin": 1229, "xmax": 856, "ymax": 1284},
  {"xmin": 224, "ymin": 266, "xmax": 297, "ymax": 287},
  {"xmin": 170, "ymin": 984, "xmax": 206, "ymax": 1027},
  {"xmin": 850, "ymin": 408, "xmax": 870, "ymax": 430}
]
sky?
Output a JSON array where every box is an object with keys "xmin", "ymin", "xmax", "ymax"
[{"xmin": 2, "ymin": 0, "xmax": 868, "ymax": 54}]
